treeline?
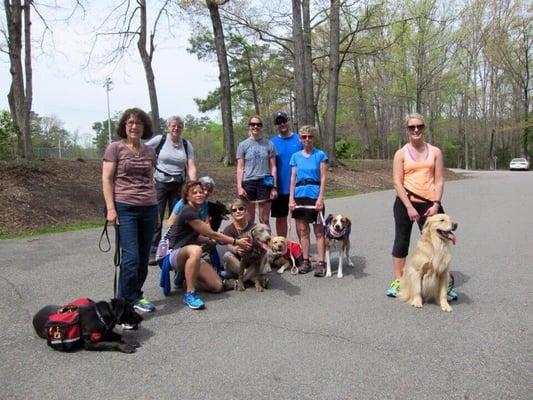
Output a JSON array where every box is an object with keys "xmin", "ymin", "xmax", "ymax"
[{"xmin": 2, "ymin": 0, "xmax": 531, "ymax": 169}]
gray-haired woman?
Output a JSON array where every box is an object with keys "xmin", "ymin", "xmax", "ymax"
[{"xmin": 145, "ymin": 116, "xmax": 198, "ymax": 264}]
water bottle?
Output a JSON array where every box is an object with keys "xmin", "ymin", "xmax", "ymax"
[{"xmin": 155, "ymin": 238, "xmax": 169, "ymax": 261}]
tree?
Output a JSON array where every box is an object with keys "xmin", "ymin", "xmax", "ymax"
[
  {"xmin": 89, "ymin": 1, "xmax": 176, "ymax": 135},
  {"xmin": 4, "ymin": 0, "xmax": 33, "ymax": 158},
  {"xmin": 206, "ymin": 0, "xmax": 236, "ymax": 165},
  {"xmin": 92, "ymin": 115, "xmax": 119, "ymax": 155},
  {"xmin": 323, "ymin": 0, "xmax": 340, "ymax": 164}
]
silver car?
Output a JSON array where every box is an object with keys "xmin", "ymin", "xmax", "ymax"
[{"xmin": 509, "ymin": 158, "xmax": 530, "ymax": 171}]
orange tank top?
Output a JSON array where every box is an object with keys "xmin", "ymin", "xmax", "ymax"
[{"xmin": 403, "ymin": 144, "xmax": 436, "ymax": 202}]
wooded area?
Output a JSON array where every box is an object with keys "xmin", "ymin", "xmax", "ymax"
[{"xmin": 2, "ymin": 0, "xmax": 531, "ymax": 169}]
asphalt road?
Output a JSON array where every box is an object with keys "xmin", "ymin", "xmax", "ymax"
[{"xmin": 1, "ymin": 170, "xmax": 531, "ymax": 400}]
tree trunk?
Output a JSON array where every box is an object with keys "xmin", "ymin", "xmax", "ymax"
[
  {"xmin": 137, "ymin": 0, "xmax": 161, "ymax": 135},
  {"xmin": 323, "ymin": 0, "xmax": 340, "ymax": 164},
  {"xmin": 292, "ymin": 0, "xmax": 306, "ymax": 129},
  {"xmin": 5, "ymin": 0, "xmax": 33, "ymax": 158},
  {"xmin": 207, "ymin": 0, "xmax": 236, "ymax": 165},
  {"xmin": 353, "ymin": 58, "xmax": 371, "ymax": 158},
  {"xmin": 302, "ymin": 0, "xmax": 314, "ymax": 125}
]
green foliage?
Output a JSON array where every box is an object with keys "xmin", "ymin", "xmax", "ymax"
[
  {"xmin": 92, "ymin": 113, "xmax": 120, "ymax": 155},
  {"xmin": 441, "ymin": 137, "xmax": 461, "ymax": 168},
  {"xmin": 335, "ymin": 138, "xmax": 361, "ymax": 159},
  {"xmin": 0, "ymin": 110, "xmax": 18, "ymax": 160}
]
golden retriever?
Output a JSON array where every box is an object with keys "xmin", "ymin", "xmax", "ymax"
[
  {"xmin": 267, "ymin": 236, "xmax": 291, "ymax": 273},
  {"xmin": 398, "ymin": 213, "xmax": 458, "ymax": 312}
]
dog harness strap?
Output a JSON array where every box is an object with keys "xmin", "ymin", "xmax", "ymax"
[
  {"xmin": 95, "ymin": 302, "xmax": 115, "ymax": 334},
  {"xmin": 327, "ymin": 225, "xmax": 346, "ymax": 239}
]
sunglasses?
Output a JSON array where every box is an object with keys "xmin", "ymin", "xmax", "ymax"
[
  {"xmin": 249, "ymin": 122, "xmax": 263, "ymax": 128},
  {"xmin": 275, "ymin": 119, "xmax": 288, "ymax": 125},
  {"xmin": 407, "ymin": 124, "xmax": 425, "ymax": 131},
  {"xmin": 231, "ymin": 206, "xmax": 245, "ymax": 213},
  {"xmin": 300, "ymin": 135, "xmax": 314, "ymax": 140}
]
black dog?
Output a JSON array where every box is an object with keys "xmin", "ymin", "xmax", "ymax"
[
  {"xmin": 32, "ymin": 298, "xmax": 143, "ymax": 353},
  {"xmin": 207, "ymin": 200, "xmax": 230, "ymax": 231}
]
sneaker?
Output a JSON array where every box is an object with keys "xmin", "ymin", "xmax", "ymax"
[
  {"xmin": 314, "ymin": 261, "xmax": 326, "ymax": 278},
  {"xmin": 148, "ymin": 255, "xmax": 158, "ymax": 266},
  {"xmin": 386, "ymin": 279, "xmax": 400, "ymax": 297},
  {"xmin": 447, "ymin": 288, "xmax": 458, "ymax": 302},
  {"xmin": 133, "ymin": 297, "xmax": 156, "ymax": 313},
  {"xmin": 222, "ymin": 278, "xmax": 236, "ymax": 291},
  {"xmin": 299, "ymin": 260, "xmax": 312, "ymax": 274},
  {"xmin": 120, "ymin": 322, "xmax": 138, "ymax": 330},
  {"xmin": 174, "ymin": 270, "xmax": 185, "ymax": 289},
  {"xmin": 183, "ymin": 291, "xmax": 205, "ymax": 310}
]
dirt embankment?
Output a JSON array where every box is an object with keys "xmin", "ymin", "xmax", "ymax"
[{"xmin": 0, "ymin": 158, "xmax": 461, "ymax": 235}]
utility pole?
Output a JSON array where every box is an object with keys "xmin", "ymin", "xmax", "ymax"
[{"xmin": 104, "ymin": 77, "xmax": 113, "ymax": 144}]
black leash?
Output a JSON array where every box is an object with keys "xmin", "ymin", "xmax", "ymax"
[{"xmin": 98, "ymin": 220, "xmax": 121, "ymax": 298}]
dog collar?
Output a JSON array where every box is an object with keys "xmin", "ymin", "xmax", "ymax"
[
  {"xmin": 95, "ymin": 302, "xmax": 116, "ymax": 334},
  {"xmin": 327, "ymin": 225, "xmax": 346, "ymax": 239}
]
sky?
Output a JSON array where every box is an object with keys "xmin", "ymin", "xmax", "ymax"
[{"xmin": 0, "ymin": 2, "xmax": 219, "ymax": 146}]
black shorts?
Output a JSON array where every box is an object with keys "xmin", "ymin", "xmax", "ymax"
[
  {"xmin": 241, "ymin": 179, "xmax": 271, "ymax": 202},
  {"xmin": 271, "ymin": 194, "xmax": 289, "ymax": 218},
  {"xmin": 292, "ymin": 197, "xmax": 325, "ymax": 224}
]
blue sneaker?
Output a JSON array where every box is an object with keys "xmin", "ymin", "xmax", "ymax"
[
  {"xmin": 133, "ymin": 297, "xmax": 155, "ymax": 312},
  {"xmin": 447, "ymin": 288, "xmax": 458, "ymax": 301},
  {"xmin": 386, "ymin": 279, "xmax": 400, "ymax": 297},
  {"xmin": 183, "ymin": 291, "xmax": 205, "ymax": 310}
]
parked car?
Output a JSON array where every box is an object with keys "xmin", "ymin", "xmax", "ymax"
[{"xmin": 509, "ymin": 158, "xmax": 530, "ymax": 171}]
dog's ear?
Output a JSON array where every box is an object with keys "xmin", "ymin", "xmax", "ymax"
[{"xmin": 325, "ymin": 214, "xmax": 333, "ymax": 225}]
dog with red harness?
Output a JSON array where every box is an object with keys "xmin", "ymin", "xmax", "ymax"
[{"xmin": 324, "ymin": 214, "xmax": 354, "ymax": 278}]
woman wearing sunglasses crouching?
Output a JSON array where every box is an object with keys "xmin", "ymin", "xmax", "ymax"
[
  {"xmin": 221, "ymin": 198, "xmax": 256, "ymax": 278},
  {"xmin": 164, "ymin": 181, "xmax": 251, "ymax": 309}
]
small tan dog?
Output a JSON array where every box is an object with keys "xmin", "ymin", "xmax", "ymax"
[
  {"xmin": 267, "ymin": 236, "xmax": 305, "ymax": 274},
  {"xmin": 399, "ymin": 213, "xmax": 458, "ymax": 312},
  {"xmin": 267, "ymin": 236, "xmax": 291, "ymax": 273}
]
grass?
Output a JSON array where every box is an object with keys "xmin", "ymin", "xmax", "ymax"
[
  {"xmin": 0, "ymin": 220, "xmax": 104, "ymax": 240},
  {"xmin": 325, "ymin": 189, "xmax": 358, "ymax": 199}
]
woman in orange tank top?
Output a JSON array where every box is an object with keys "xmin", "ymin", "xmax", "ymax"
[{"xmin": 386, "ymin": 113, "xmax": 445, "ymax": 298}]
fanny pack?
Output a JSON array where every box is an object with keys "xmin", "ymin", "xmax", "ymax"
[
  {"xmin": 263, "ymin": 175, "xmax": 274, "ymax": 187},
  {"xmin": 155, "ymin": 167, "xmax": 184, "ymax": 183},
  {"xmin": 296, "ymin": 179, "xmax": 320, "ymax": 187}
]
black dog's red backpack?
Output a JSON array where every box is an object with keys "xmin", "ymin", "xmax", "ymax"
[{"xmin": 45, "ymin": 298, "xmax": 94, "ymax": 351}]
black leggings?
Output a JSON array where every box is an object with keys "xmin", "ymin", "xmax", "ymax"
[{"xmin": 391, "ymin": 197, "xmax": 442, "ymax": 258}]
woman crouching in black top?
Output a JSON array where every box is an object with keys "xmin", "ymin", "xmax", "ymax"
[{"xmin": 166, "ymin": 181, "xmax": 251, "ymax": 309}]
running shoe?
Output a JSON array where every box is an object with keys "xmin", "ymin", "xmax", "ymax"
[
  {"xmin": 133, "ymin": 297, "xmax": 156, "ymax": 312},
  {"xmin": 386, "ymin": 279, "xmax": 400, "ymax": 297},
  {"xmin": 183, "ymin": 291, "xmax": 205, "ymax": 310}
]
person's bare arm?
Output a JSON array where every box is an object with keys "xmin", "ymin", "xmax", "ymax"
[{"xmin": 102, "ymin": 161, "xmax": 118, "ymax": 224}]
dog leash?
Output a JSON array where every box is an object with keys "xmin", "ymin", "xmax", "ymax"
[
  {"xmin": 98, "ymin": 220, "xmax": 121, "ymax": 297},
  {"xmin": 287, "ymin": 205, "xmax": 326, "ymax": 274}
]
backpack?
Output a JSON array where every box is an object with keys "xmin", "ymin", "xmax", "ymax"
[
  {"xmin": 154, "ymin": 135, "xmax": 189, "ymax": 179},
  {"xmin": 45, "ymin": 298, "xmax": 94, "ymax": 352}
]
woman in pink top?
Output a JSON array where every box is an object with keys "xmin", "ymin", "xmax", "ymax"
[
  {"xmin": 102, "ymin": 108, "xmax": 158, "ymax": 314},
  {"xmin": 386, "ymin": 113, "xmax": 451, "ymax": 298}
]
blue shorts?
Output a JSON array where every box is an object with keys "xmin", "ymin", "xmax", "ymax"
[{"xmin": 242, "ymin": 179, "xmax": 271, "ymax": 202}]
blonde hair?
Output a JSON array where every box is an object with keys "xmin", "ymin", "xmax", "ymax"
[
  {"xmin": 299, "ymin": 125, "xmax": 317, "ymax": 136},
  {"xmin": 404, "ymin": 113, "xmax": 425, "ymax": 127},
  {"xmin": 229, "ymin": 198, "xmax": 245, "ymax": 210}
]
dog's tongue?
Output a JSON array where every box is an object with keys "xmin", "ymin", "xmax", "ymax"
[
  {"xmin": 261, "ymin": 242, "xmax": 271, "ymax": 251},
  {"xmin": 448, "ymin": 232, "xmax": 457, "ymax": 245}
]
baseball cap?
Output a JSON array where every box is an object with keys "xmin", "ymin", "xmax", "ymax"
[{"xmin": 273, "ymin": 111, "xmax": 288, "ymax": 124}]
